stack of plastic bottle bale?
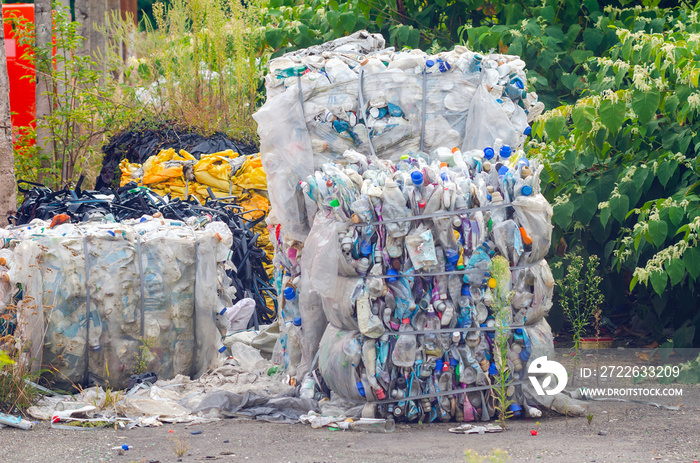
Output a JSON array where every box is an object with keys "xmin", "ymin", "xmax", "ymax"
[{"xmin": 254, "ymin": 31, "xmax": 555, "ymax": 421}]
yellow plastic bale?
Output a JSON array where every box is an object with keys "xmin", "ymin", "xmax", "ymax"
[
  {"xmin": 232, "ymin": 155, "xmax": 267, "ymax": 190},
  {"xmin": 193, "ymin": 150, "xmax": 239, "ymax": 192}
]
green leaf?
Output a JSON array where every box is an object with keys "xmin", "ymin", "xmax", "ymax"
[
  {"xmin": 600, "ymin": 204, "xmax": 611, "ymax": 228},
  {"xmin": 582, "ymin": 28, "xmax": 603, "ymax": 51},
  {"xmin": 539, "ymin": 5, "xmax": 555, "ymax": 23},
  {"xmin": 572, "ymin": 105, "xmax": 594, "ymax": 133},
  {"xmin": 633, "ymin": 167, "xmax": 649, "ymax": 189},
  {"xmin": 610, "ymin": 194, "xmax": 629, "ymax": 223},
  {"xmin": 574, "ymin": 190, "xmax": 598, "ymax": 224},
  {"xmin": 647, "ymin": 220, "xmax": 668, "ymax": 247},
  {"xmin": 566, "ymin": 24, "xmax": 582, "ymax": 42},
  {"xmin": 650, "ymin": 270, "xmax": 667, "ymax": 297},
  {"xmin": 545, "ymin": 116, "xmax": 566, "ymax": 141},
  {"xmin": 553, "ymin": 200, "xmax": 575, "ymax": 229},
  {"xmin": 677, "ymin": 368, "xmax": 699, "ymax": 384},
  {"xmin": 665, "ymin": 94, "xmax": 679, "ymax": 115},
  {"xmin": 657, "ymin": 160, "xmax": 676, "ymax": 187},
  {"xmin": 673, "ymin": 321, "xmax": 695, "ymax": 348},
  {"xmin": 631, "ymin": 88, "xmax": 660, "ymax": 124},
  {"xmin": 571, "ymin": 49, "xmax": 594, "ymax": 64},
  {"xmin": 264, "ymin": 27, "xmax": 285, "ymax": 49},
  {"xmin": 669, "ymin": 206, "xmax": 684, "ymax": 226},
  {"xmin": 684, "ymin": 247, "xmax": 700, "ymax": 280},
  {"xmin": 666, "ymin": 258, "xmax": 685, "ymax": 287},
  {"xmin": 598, "ymin": 98, "xmax": 626, "ymax": 134},
  {"xmin": 338, "ymin": 12, "xmax": 356, "ymax": 32}
]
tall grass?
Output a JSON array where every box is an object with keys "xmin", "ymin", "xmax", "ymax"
[{"xmin": 106, "ymin": 0, "xmax": 265, "ymax": 143}]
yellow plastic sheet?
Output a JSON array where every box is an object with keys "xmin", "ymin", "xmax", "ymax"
[
  {"xmin": 232, "ymin": 156, "xmax": 267, "ymax": 190},
  {"xmin": 142, "ymin": 149, "xmax": 196, "ymax": 185},
  {"xmin": 194, "ymin": 150, "xmax": 239, "ymax": 192}
]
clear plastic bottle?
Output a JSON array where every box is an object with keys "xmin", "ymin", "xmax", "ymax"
[
  {"xmin": 423, "ymin": 305, "xmax": 442, "ymax": 358},
  {"xmin": 283, "ymin": 286, "xmax": 301, "ymax": 326},
  {"xmin": 392, "ymin": 318, "xmax": 417, "ymax": 367}
]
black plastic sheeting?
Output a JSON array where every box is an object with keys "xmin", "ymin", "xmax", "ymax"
[
  {"xmin": 96, "ymin": 122, "xmax": 259, "ymax": 190},
  {"xmin": 9, "ymin": 179, "xmax": 276, "ymax": 328}
]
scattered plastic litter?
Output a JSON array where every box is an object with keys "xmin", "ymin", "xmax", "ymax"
[
  {"xmin": 448, "ymin": 423, "xmax": 503, "ymax": 434},
  {"xmin": 0, "ymin": 412, "xmax": 35, "ymax": 430}
]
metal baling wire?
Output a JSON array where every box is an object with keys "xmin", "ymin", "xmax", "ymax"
[
  {"xmin": 420, "ymin": 70, "xmax": 427, "ymax": 153},
  {"xmin": 349, "ymin": 201, "xmax": 513, "ymax": 227},
  {"xmin": 187, "ymin": 224, "xmax": 200, "ymax": 379},
  {"xmin": 364, "ymin": 258, "xmax": 545, "ymax": 279},
  {"xmin": 136, "ymin": 232, "xmax": 146, "ymax": 340},
  {"xmin": 370, "ymin": 380, "xmax": 528, "ymax": 405},
  {"xmin": 77, "ymin": 225, "xmax": 92, "ymax": 387},
  {"xmin": 358, "ymin": 68, "xmax": 378, "ymax": 159}
]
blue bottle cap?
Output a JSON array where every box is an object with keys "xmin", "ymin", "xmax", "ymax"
[
  {"xmin": 500, "ymin": 145, "xmax": 512, "ymax": 158},
  {"xmin": 411, "ymin": 171, "xmax": 424, "ymax": 187},
  {"xmin": 521, "ymin": 185, "xmax": 533, "ymax": 196},
  {"xmin": 489, "ymin": 363, "xmax": 498, "ymax": 375},
  {"xmin": 517, "ymin": 156, "xmax": 530, "ymax": 167},
  {"xmin": 498, "ymin": 165, "xmax": 509, "ymax": 176},
  {"xmin": 121, "ymin": 444, "xmax": 130, "ymax": 451},
  {"xmin": 514, "ymin": 78, "xmax": 525, "ymax": 89},
  {"xmin": 360, "ymin": 241, "xmax": 372, "ymax": 256},
  {"xmin": 283, "ymin": 287, "xmax": 296, "ymax": 300},
  {"xmin": 515, "ymin": 328, "xmax": 523, "ymax": 334},
  {"xmin": 487, "ymin": 194, "xmax": 492, "ymax": 201},
  {"xmin": 435, "ymin": 359, "xmax": 444, "ymax": 372},
  {"xmin": 524, "ymin": 126, "xmax": 532, "ymax": 136},
  {"xmin": 426, "ymin": 59, "xmax": 435, "ymax": 67},
  {"xmin": 483, "ymin": 147, "xmax": 495, "ymax": 160},
  {"xmin": 461, "ymin": 286, "xmax": 471, "ymax": 296},
  {"xmin": 445, "ymin": 250, "xmax": 459, "ymax": 264},
  {"xmin": 496, "ymin": 98, "xmax": 503, "ymax": 104},
  {"xmin": 509, "ymin": 404, "xmax": 522, "ymax": 417},
  {"xmin": 219, "ymin": 308, "xmax": 227, "ymax": 315},
  {"xmin": 293, "ymin": 317, "xmax": 302, "ymax": 327},
  {"xmin": 387, "ymin": 268, "xmax": 398, "ymax": 283},
  {"xmin": 218, "ymin": 345, "xmax": 227, "ymax": 354},
  {"xmin": 449, "ymin": 358, "xmax": 459, "ymax": 367},
  {"xmin": 357, "ymin": 381, "xmax": 366, "ymax": 397}
]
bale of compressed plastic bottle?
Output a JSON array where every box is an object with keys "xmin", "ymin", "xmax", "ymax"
[
  {"xmin": 0, "ymin": 218, "xmax": 231, "ymax": 389},
  {"xmin": 255, "ymin": 32, "xmax": 579, "ymax": 421}
]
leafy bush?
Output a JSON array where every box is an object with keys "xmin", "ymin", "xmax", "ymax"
[{"xmin": 528, "ymin": 4, "xmax": 700, "ymax": 346}]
